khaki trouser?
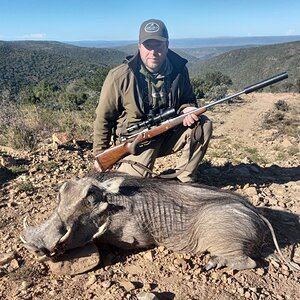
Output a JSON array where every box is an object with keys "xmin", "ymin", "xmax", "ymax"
[{"xmin": 117, "ymin": 115, "xmax": 212, "ymax": 182}]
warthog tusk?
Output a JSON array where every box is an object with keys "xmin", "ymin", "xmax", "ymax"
[
  {"xmin": 37, "ymin": 255, "xmax": 48, "ymax": 262},
  {"xmin": 23, "ymin": 216, "xmax": 30, "ymax": 229},
  {"xmin": 93, "ymin": 221, "xmax": 108, "ymax": 239},
  {"xmin": 20, "ymin": 235, "xmax": 27, "ymax": 244},
  {"xmin": 59, "ymin": 227, "xmax": 72, "ymax": 243}
]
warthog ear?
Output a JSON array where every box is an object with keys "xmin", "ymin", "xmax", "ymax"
[{"xmin": 100, "ymin": 177, "xmax": 124, "ymax": 194}]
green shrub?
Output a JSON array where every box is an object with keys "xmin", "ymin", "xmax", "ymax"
[
  {"xmin": 17, "ymin": 182, "xmax": 35, "ymax": 193},
  {"xmin": 287, "ymin": 146, "xmax": 299, "ymax": 156},
  {"xmin": 8, "ymin": 125, "xmax": 38, "ymax": 150},
  {"xmin": 275, "ymin": 100, "xmax": 289, "ymax": 111}
]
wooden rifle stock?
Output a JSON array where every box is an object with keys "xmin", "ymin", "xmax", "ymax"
[
  {"xmin": 95, "ymin": 72, "xmax": 288, "ymax": 171},
  {"xmin": 95, "ymin": 143, "xmax": 132, "ymax": 171}
]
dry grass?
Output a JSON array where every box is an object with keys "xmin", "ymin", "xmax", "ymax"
[{"xmin": 0, "ymin": 102, "xmax": 94, "ymax": 150}]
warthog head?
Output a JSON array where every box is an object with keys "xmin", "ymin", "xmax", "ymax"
[{"xmin": 20, "ymin": 176, "xmax": 124, "ymax": 261}]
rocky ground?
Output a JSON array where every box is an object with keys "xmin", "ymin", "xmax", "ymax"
[{"xmin": 0, "ymin": 92, "xmax": 299, "ymax": 300}]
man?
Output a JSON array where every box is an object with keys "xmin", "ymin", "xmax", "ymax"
[{"xmin": 93, "ymin": 19, "xmax": 212, "ymax": 182}]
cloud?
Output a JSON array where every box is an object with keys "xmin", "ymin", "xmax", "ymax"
[
  {"xmin": 285, "ymin": 29, "xmax": 296, "ymax": 36},
  {"xmin": 19, "ymin": 33, "xmax": 47, "ymax": 39}
]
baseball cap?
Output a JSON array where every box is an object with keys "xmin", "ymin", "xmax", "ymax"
[{"xmin": 139, "ymin": 19, "xmax": 169, "ymax": 44}]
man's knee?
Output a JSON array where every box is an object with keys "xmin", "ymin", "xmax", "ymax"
[{"xmin": 192, "ymin": 115, "xmax": 213, "ymax": 145}]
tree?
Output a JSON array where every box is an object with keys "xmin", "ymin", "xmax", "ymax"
[
  {"xmin": 191, "ymin": 71, "xmax": 232, "ymax": 100},
  {"xmin": 84, "ymin": 67, "xmax": 111, "ymax": 92}
]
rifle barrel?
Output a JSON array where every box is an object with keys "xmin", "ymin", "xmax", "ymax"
[
  {"xmin": 183, "ymin": 71, "xmax": 289, "ymax": 114},
  {"xmin": 121, "ymin": 71, "xmax": 288, "ymax": 142},
  {"xmin": 244, "ymin": 71, "xmax": 288, "ymax": 94}
]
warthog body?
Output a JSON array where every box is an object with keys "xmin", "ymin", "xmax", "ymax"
[{"xmin": 22, "ymin": 172, "xmax": 269, "ymax": 270}]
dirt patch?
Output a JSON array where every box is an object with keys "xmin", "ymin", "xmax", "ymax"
[{"xmin": 0, "ymin": 92, "xmax": 299, "ymax": 300}]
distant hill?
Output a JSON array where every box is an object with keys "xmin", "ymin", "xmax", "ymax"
[
  {"xmin": 190, "ymin": 41, "xmax": 300, "ymax": 89},
  {"xmin": 180, "ymin": 45, "xmax": 258, "ymax": 60},
  {"xmin": 168, "ymin": 35, "xmax": 300, "ymax": 48},
  {"xmin": 67, "ymin": 35, "xmax": 300, "ymax": 49},
  {"xmin": 0, "ymin": 41, "xmax": 126, "ymax": 95},
  {"xmin": 68, "ymin": 40, "xmax": 136, "ymax": 48}
]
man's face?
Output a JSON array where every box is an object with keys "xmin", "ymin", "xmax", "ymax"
[{"xmin": 138, "ymin": 39, "xmax": 168, "ymax": 73}]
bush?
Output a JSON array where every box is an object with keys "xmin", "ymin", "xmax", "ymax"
[
  {"xmin": 275, "ymin": 99, "xmax": 289, "ymax": 111},
  {"xmin": 7, "ymin": 125, "xmax": 38, "ymax": 150},
  {"xmin": 191, "ymin": 71, "xmax": 232, "ymax": 100},
  {"xmin": 0, "ymin": 101, "xmax": 38, "ymax": 150}
]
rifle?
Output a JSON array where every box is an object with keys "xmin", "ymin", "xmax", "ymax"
[{"xmin": 95, "ymin": 71, "xmax": 288, "ymax": 171}]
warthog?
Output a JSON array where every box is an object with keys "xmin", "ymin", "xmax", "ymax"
[{"xmin": 20, "ymin": 172, "xmax": 292, "ymax": 271}]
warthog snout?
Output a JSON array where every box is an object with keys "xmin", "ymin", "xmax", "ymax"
[
  {"xmin": 20, "ymin": 215, "xmax": 72, "ymax": 260},
  {"xmin": 21, "ymin": 176, "xmax": 116, "ymax": 260}
]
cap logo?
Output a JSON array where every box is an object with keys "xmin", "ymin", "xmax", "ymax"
[{"xmin": 144, "ymin": 22, "xmax": 159, "ymax": 33}]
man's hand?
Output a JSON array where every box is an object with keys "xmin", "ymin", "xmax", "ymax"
[
  {"xmin": 182, "ymin": 106, "xmax": 199, "ymax": 127},
  {"xmin": 94, "ymin": 159, "xmax": 102, "ymax": 172}
]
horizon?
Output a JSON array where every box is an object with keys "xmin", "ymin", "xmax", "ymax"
[
  {"xmin": 1, "ymin": 0, "xmax": 300, "ymax": 41},
  {"xmin": 65, "ymin": 34, "xmax": 300, "ymax": 42},
  {"xmin": 2, "ymin": 34, "xmax": 300, "ymax": 43}
]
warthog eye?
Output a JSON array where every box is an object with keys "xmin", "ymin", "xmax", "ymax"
[
  {"xmin": 83, "ymin": 186, "xmax": 104, "ymax": 208},
  {"xmin": 84, "ymin": 194, "xmax": 97, "ymax": 208}
]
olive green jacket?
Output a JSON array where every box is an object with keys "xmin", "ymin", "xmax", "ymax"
[{"xmin": 93, "ymin": 49, "xmax": 196, "ymax": 154}]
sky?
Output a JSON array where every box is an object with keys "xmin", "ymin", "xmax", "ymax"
[{"xmin": 0, "ymin": 0, "xmax": 299, "ymax": 41}]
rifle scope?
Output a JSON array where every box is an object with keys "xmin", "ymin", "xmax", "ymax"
[{"xmin": 126, "ymin": 108, "xmax": 176, "ymax": 133}]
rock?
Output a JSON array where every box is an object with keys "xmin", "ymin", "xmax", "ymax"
[
  {"xmin": 8, "ymin": 259, "xmax": 19, "ymax": 271},
  {"xmin": 85, "ymin": 274, "xmax": 97, "ymax": 287},
  {"xmin": 101, "ymin": 280, "xmax": 112, "ymax": 289},
  {"xmin": 211, "ymin": 158, "xmax": 229, "ymax": 166},
  {"xmin": 52, "ymin": 132, "xmax": 73, "ymax": 146},
  {"xmin": 238, "ymin": 287, "xmax": 246, "ymax": 296},
  {"xmin": 47, "ymin": 243, "xmax": 100, "ymax": 275},
  {"xmin": 0, "ymin": 252, "xmax": 15, "ymax": 266},
  {"xmin": 144, "ymin": 250, "xmax": 154, "ymax": 261},
  {"xmin": 268, "ymin": 197, "xmax": 278, "ymax": 206},
  {"xmin": 137, "ymin": 292, "xmax": 159, "ymax": 300},
  {"xmin": 243, "ymin": 186, "xmax": 258, "ymax": 197},
  {"xmin": 119, "ymin": 280, "xmax": 136, "ymax": 292},
  {"xmin": 123, "ymin": 265, "xmax": 144, "ymax": 275},
  {"xmin": 173, "ymin": 258, "xmax": 188, "ymax": 271},
  {"xmin": 211, "ymin": 272, "xmax": 219, "ymax": 281},
  {"xmin": 241, "ymin": 157, "xmax": 252, "ymax": 164},
  {"xmin": 21, "ymin": 280, "xmax": 33, "ymax": 290},
  {"xmin": 256, "ymin": 268, "xmax": 265, "ymax": 276}
]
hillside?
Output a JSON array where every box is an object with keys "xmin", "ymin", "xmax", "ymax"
[
  {"xmin": 1, "ymin": 40, "xmax": 300, "ymax": 98},
  {"xmin": 190, "ymin": 41, "xmax": 300, "ymax": 90},
  {"xmin": 0, "ymin": 41, "xmax": 126, "ymax": 95}
]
